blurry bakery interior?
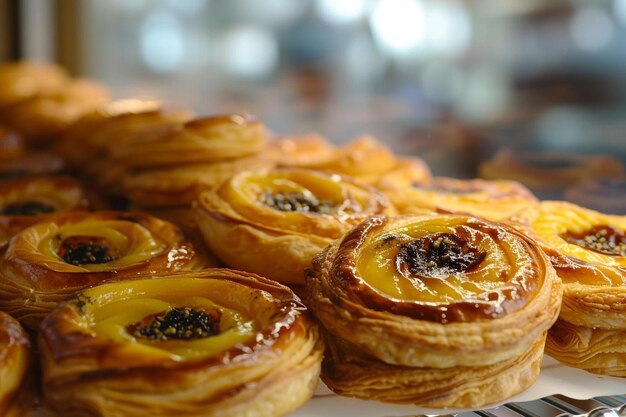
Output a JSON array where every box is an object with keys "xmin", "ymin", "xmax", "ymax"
[{"xmin": 1, "ymin": 0, "xmax": 626, "ymax": 212}]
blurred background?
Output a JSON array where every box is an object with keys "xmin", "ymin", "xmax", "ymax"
[{"xmin": 1, "ymin": 0, "xmax": 626, "ymax": 204}]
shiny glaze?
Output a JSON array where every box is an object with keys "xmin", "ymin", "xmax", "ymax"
[{"xmin": 331, "ymin": 216, "xmax": 545, "ymax": 323}]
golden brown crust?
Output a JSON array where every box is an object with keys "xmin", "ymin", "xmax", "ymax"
[
  {"xmin": 110, "ymin": 114, "xmax": 267, "ymax": 170},
  {"xmin": 5, "ymin": 79, "xmax": 109, "ymax": 146},
  {"xmin": 38, "ymin": 270, "xmax": 322, "ymax": 417},
  {"xmin": 382, "ymin": 177, "xmax": 538, "ymax": 221},
  {"xmin": 0, "ymin": 211, "xmax": 208, "ymax": 329},
  {"xmin": 0, "ymin": 311, "xmax": 32, "ymax": 417},
  {"xmin": 480, "ymin": 149, "xmax": 625, "ymax": 191},
  {"xmin": 0, "ymin": 61, "xmax": 68, "ymax": 110},
  {"xmin": 306, "ymin": 215, "xmax": 561, "ymax": 368},
  {"xmin": 194, "ymin": 169, "xmax": 392, "ymax": 284},
  {"xmin": 546, "ymin": 319, "xmax": 626, "ymax": 377},
  {"xmin": 0, "ymin": 176, "xmax": 91, "ymax": 246},
  {"xmin": 322, "ymin": 331, "xmax": 546, "ymax": 408}
]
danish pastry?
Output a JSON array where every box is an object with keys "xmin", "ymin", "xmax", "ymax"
[
  {"xmin": 0, "ymin": 61, "xmax": 68, "ymax": 111},
  {"xmin": 0, "ymin": 311, "xmax": 32, "ymax": 417},
  {"xmin": 382, "ymin": 177, "xmax": 538, "ymax": 221},
  {"xmin": 195, "ymin": 169, "xmax": 391, "ymax": 284},
  {"xmin": 0, "ymin": 176, "xmax": 90, "ymax": 247},
  {"xmin": 0, "ymin": 211, "xmax": 209, "ymax": 329},
  {"xmin": 525, "ymin": 201, "xmax": 626, "ymax": 376},
  {"xmin": 306, "ymin": 214, "xmax": 561, "ymax": 407},
  {"xmin": 39, "ymin": 269, "xmax": 322, "ymax": 417}
]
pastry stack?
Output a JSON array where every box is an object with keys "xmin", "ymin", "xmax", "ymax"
[{"xmin": 1, "ymin": 60, "xmax": 626, "ymax": 416}]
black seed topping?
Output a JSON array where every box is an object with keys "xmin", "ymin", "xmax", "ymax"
[
  {"xmin": 260, "ymin": 191, "xmax": 334, "ymax": 213},
  {"xmin": 58, "ymin": 236, "xmax": 116, "ymax": 266},
  {"xmin": 1, "ymin": 201, "xmax": 55, "ymax": 216},
  {"xmin": 563, "ymin": 225, "xmax": 626, "ymax": 256},
  {"xmin": 396, "ymin": 233, "xmax": 486, "ymax": 278},
  {"xmin": 129, "ymin": 307, "xmax": 221, "ymax": 341}
]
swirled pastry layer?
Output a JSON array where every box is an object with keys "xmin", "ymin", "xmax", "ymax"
[
  {"xmin": 0, "ymin": 211, "xmax": 209, "ymax": 329},
  {"xmin": 0, "ymin": 311, "xmax": 32, "ymax": 417},
  {"xmin": 39, "ymin": 269, "xmax": 322, "ymax": 417},
  {"xmin": 0, "ymin": 176, "xmax": 91, "ymax": 247},
  {"xmin": 525, "ymin": 201, "xmax": 626, "ymax": 375},
  {"xmin": 194, "ymin": 169, "xmax": 392, "ymax": 284},
  {"xmin": 382, "ymin": 177, "xmax": 537, "ymax": 221},
  {"xmin": 307, "ymin": 214, "xmax": 561, "ymax": 367}
]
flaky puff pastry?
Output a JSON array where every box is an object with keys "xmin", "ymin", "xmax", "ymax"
[
  {"xmin": 5, "ymin": 79, "xmax": 109, "ymax": 146},
  {"xmin": 0, "ymin": 61, "xmax": 68, "ymax": 111},
  {"xmin": 57, "ymin": 98, "xmax": 191, "ymax": 168},
  {"xmin": 0, "ymin": 176, "xmax": 91, "ymax": 247},
  {"xmin": 524, "ymin": 201, "xmax": 626, "ymax": 376},
  {"xmin": 0, "ymin": 312, "xmax": 32, "ymax": 417},
  {"xmin": 195, "ymin": 169, "xmax": 392, "ymax": 284},
  {"xmin": 39, "ymin": 270, "xmax": 322, "ymax": 417},
  {"xmin": 109, "ymin": 114, "xmax": 267, "ymax": 170},
  {"xmin": 267, "ymin": 136, "xmax": 430, "ymax": 188},
  {"xmin": 381, "ymin": 177, "xmax": 538, "ymax": 222},
  {"xmin": 306, "ymin": 215, "xmax": 561, "ymax": 407},
  {"xmin": 0, "ymin": 211, "xmax": 211, "ymax": 329}
]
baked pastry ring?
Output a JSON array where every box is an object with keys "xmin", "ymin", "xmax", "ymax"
[
  {"xmin": 0, "ymin": 176, "xmax": 91, "ymax": 247},
  {"xmin": 0, "ymin": 311, "xmax": 32, "ymax": 417},
  {"xmin": 525, "ymin": 201, "xmax": 626, "ymax": 376},
  {"xmin": 0, "ymin": 211, "xmax": 209, "ymax": 329},
  {"xmin": 195, "ymin": 169, "xmax": 392, "ymax": 284},
  {"xmin": 110, "ymin": 114, "xmax": 267, "ymax": 170},
  {"xmin": 382, "ymin": 177, "xmax": 538, "ymax": 221},
  {"xmin": 306, "ymin": 214, "xmax": 561, "ymax": 407},
  {"xmin": 39, "ymin": 269, "xmax": 322, "ymax": 417},
  {"xmin": 0, "ymin": 61, "xmax": 68, "ymax": 111},
  {"xmin": 5, "ymin": 79, "xmax": 109, "ymax": 146},
  {"xmin": 268, "ymin": 136, "xmax": 431, "ymax": 188},
  {"xmin": 480, "ymin": 149, "xmax": 625, "ymax": 196}
]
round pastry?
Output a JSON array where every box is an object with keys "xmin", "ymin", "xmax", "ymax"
[
  {"xmin": 109, "ymin": 114, "xmax": 267, "ymax": 170},
  {"xmin": 5, "ymin": 78, "xmax": 109, "ymax": 146},
  {"xmin": 0, "ymin": 152, "xmax": 66, "ymax": 180},
  {"xmin": 382, "ymin": 177, "xmax": 538, "ymax": 222},
  {"xmin": 0, "ymin": 176, "xmax": 91, "ymax": 247},
  {"xmin": 306, "ymin": 214, "xmax": 561, "ymax": 407},
  {"xmin": 0, "ymin": 61, "xmax": 68, "ymax": 111},
  {"xmin": 58, "ymin": 98, "xmax": 191, "ymax": 168},
  {"xmin": 525, "ymin": 201, "xmax": 626, "ymax": 376},
  {"xmin": 0, "ymin": 211, "xmax": 209, "ymax": 329},
  {"xmin": 268, "ymin": 136, "xmax": 431, "ymax": 188},
  {"xmin": 122, "ymin": 156, "xmax": 274, "ymax": 208},
  {"xmin": 0, "ymin": 311, "xmax": 32, "ymax": 417},
  {"xmin": 194, "ymin": 169, "xmax": 392, "ymax": 284},
  {"xmin": 564, "ymin": 179, "xmax": 626, "ymax": 215},
  {"xmin": 39, "ymin": 269, "xmax": 322, "ymax": 417},
  {"xmin": 480, "ymin": 149, "xmax": 625, "ymax": 198}
]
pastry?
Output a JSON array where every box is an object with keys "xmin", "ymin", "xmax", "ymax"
[
  {"xmin": 194, "ymin": 169, "xmax": 392, "ymax": 284},
  {"xmin": 564, "ymin": 179, "xmax": 626, "ymax": 215},
  {"xmin": 268, "ymin": 136, "xmax": 430, "ymax": 188},
  {"xmin": 381, "ymin": 176, "xmax": 538, "ymax": 222},
  {"xmin": 4, "ymin": 78, "xmax": 109, "ymax": 146},
  {"xmin": 39, "ymin": 269, "xmax": 322, "ymax": 417},
  {"xmin": 0, "ymin": 211, "xmax": 210, "ymax": 329},
  {"xmin": 0, "ymin": 126, "xmax": 24, "ymax": 160},
  {"xmin": 480, "ymin": 149, "xmax": 625, "ymax": 199},
  {"xmin": 109, "ymin": 114, "xmax": 267, "ymax": 170},
  {"xmin": 0, "ymin": 152, "xmax": 66, "ymax": 180},
  {"xmin": 525, "ymin": 201, "xmax": 626, "ymax": 376},
  {"xmin": 0, "ymin": 311, "xmax": 32, "ymax": 417},
  {"xmin": 0, "ymin": 61, "xmax": 68, "ymax": 111},
  {"xmin": 306, "ymin": 214, "xmax": 562, "ymax": 407},
  {"xmin": 0, "ymin": 176, "xmax": 91, "ymax": 247}
]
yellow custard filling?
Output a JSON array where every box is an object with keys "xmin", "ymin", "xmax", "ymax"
[
  {"xmin": 356, "ymin": 217, "xmax": 534, "ymax": 304},
  {"xmin": 42, "ymin": 219, "xmax": 166, "ymax": 272},
  {"xmin": 81, "ymin": 279, "xmax": 258, "ymax": 361}
]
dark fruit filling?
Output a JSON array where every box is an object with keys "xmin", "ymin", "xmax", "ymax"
[
  {"xmin": 129, "ymin": 307, "xmax": 221, "ymax": 341},
  {"xmin": 58, "ymin": 236, "xmax": 117, "ymax": 265},
  {"xmin": 1, "ymin": 201, "xmax": 55, "ymax": 216},
  {"xmin": 260, "ymin": 191, "xmax": 334, "ymax": 213},
  {"xmin": 562, "ymin": 225, "xmax": 626, "ymax": 256}
]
